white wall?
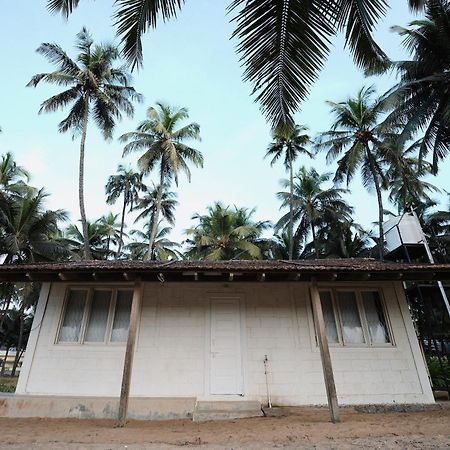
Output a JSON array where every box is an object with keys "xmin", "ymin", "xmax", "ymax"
[{"xmin": 17, "ymin": 280, "xmax": 434, "ymax": 405}]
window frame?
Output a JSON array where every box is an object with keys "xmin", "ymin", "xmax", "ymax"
[
  {"xmin": 56, "ymin": 286, "xmax": 133, "ymax": 346},
  {"xmin": 317, "ymin": 287, "xmax": 394, "ymax": 348}
]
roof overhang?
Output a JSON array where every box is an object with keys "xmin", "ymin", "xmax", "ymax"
[{"xmin": 1, "ymin": 259, "xmax": 450, "ymax": 283}]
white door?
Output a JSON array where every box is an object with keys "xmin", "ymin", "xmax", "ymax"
[{"xmin": 210, "ymin": 297, "xmax": 243, "ymax": 395}]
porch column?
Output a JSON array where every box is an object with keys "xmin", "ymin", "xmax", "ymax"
[
  {"xmin": 117, "ymin": 278, "xmax": 143, "ymax": 427},
  {"xmin": 310, "ymin": 279, "xmax": 340, "ymax": 423}
]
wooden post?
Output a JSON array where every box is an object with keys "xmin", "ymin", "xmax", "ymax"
[
  {"xmin": 117, "ymin": 278, "xmax": 143, "ymax": 427},
  {"xmin": 310, "ymin": 279, "xmax": 340, "ymax": 423}
]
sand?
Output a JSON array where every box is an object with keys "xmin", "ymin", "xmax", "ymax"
[{"xmin": 1, "ymin": 406, "xmax": 450, "ymax": 449}]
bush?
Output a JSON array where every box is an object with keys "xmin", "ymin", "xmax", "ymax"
[
  {"xmin": 427, "ymin": 356, "xmax": 450, "ymax": 388},
  {"xmin": 0, "ymin": 383, "xmax": 15, "ymax": 393}
]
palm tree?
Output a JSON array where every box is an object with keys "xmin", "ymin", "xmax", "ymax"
[
  {"xmin": 28, "ymin": 28, "xmax": 142, "ymax": 260},
  {"xmin": 0, "ymin": 152, "xmax": 30, "ymax": 194},
  {"xmin": 120, "ymin": 103, "xmax": 203, "ymax": 258},
  {"xmin": 62, "ymin": 221, "xmax": 108, "ymax": 260},
  {"xmin": 46, "ymin": 0, "xmax": 426, "ymax": 126},
  {"xmin": 185, "ymin": 202, "xmax": 270, "ymax": 260},
  {"xmin": 305, "ymin": 220, "xmax": 369, "ymax": 259},
  {"xmin": 126, "ymin": 225, "xmax": 182, "ymax": 260},
  {"xmin": 316, "ymin": 86, "xmax": 395, "ymax": 259},
  {"xmin": 134, "ymin": 184, "xmax": 178, "ymax": 230},
  {"xmin": 258, "ymin": 232, "xmax": 303, "ymax": 260},
  {"xmin": 265, "ymin": 123, "xmax": 312, "ymax": 260},
  {"xmin": 97, "ymin": 213, "xmax": 123, "ymax": 257},
  {"xmin": 276, "ymin": 167, "xmax": 352, "ymax": 258},
  {"xmin": 387, "ymin": 0, "xmax": 450, "ymax": 173},
  {"xmin": 105, "ymin": 165, "xmax": 145, "ymax": 257},
  {"xmin": 0, "ymin": 189, "xmax": 68, "ymax": 263},
  {"xmin": 384, "ymin": 138, "xmax": 439, "ymax": 213}
]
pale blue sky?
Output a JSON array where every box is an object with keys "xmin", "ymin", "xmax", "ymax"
[{"xmin": 0, "ymin": 2, "xmax": 448, "ymax": 243}]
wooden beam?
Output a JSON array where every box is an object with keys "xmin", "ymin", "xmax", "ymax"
[
  {"xmin": 310, "ymin": 279, "xmax": 340, "ymax": 423},
  {"xmin": 117, "ymin": 278, "xmax": 143, "ymax": 427}
]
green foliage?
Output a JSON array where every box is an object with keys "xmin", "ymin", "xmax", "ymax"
[
  {"xmin": 426, "ymin": 356, "xmax": 450, "ymax": 388},
  {"xmin": 185, "ymin": 203, "xmax": 270, "ymax": 260},
  {"xmin": 45, "ymin": 0, "xmax": 409, "ymax": 125},
  {"xmin": 388, "ymin": 0, "xmax": 450, "ymax": 173},
  {"xmin": 0, "ymin": 383, "xmax": 16, "ymax": 393}
]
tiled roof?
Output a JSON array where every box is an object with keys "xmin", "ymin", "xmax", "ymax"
[{"xmin": 0, "ymin": 258, "xmax": 449, "ymax": 282}]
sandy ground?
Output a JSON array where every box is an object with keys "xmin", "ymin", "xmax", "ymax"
[{"xmin": 1, "ymin": 407, "xmax": 450, "ymax": 449}]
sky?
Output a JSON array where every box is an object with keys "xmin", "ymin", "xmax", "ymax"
[{"xmin": 0, "ymin": 1, "xmax": 449, "ymax": 245}]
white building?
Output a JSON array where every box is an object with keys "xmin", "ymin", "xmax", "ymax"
[{"xmin": 1, "ymin": 259, "xmax": 448, "ymax": 423}]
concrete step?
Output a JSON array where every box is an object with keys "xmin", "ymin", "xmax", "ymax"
[{"xmin": 193, "ymin": 400, "xmax": 263, "ymax": 421}]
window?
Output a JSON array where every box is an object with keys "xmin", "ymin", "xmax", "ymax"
[
  {"xmin": 317, "ymin": 289, "xmax": 392, "ymax": 347},
  {"xmin": 58, "ymin": 288, "xmax": 133, "ymax": 344}
]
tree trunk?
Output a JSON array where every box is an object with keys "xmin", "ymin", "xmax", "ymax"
[
  {"xmin": 288, "ymin": 153, "xmax": 294, "ymax": 260},
  {"xmin": 116, "ymin": 191, "xmax": 128, "ymax": 258},
  {"xmin": 11, "ymin": 304, "xmax": 24, "ymax": 377},
  {"xmin": 0, "ymin": 295, "xmax": 12, "ymax": 334},
  {"xmin": 79, "ymin": 96, "xmax": 92, "ymax": 260},
  {"xmin": 366, "ymin": 147, "xmax": 384, "ymax": 260},
  {"xmin": 146, "ymin": 166, "xmax": 165, "ymax": 260},
  {"xmin": 311, "ymin": 222, "xmax": 319, "ymax": 258},
  {"xmin": 1, "ymin": 347, "xmax": 9, "ymax": 376}
]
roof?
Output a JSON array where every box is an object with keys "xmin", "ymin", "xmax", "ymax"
[{"xmin": 1, "ymin": 258, "xmax": 450, "ymax": 283}]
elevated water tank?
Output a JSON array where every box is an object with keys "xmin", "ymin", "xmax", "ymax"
[{"xmin": 383, "ymin": 213, "xmax": 423, "ymax": 254}]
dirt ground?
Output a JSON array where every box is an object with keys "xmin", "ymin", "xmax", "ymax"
[{"xmin": 1, "ymin": 406, "xmax": 450, "ymax": 449}]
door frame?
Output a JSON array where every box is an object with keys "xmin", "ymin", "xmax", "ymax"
[{"xmin": 204, "ymin": 292, "xmax": 246, "ymax": 397}]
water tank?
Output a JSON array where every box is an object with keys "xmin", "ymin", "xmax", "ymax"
[{"xmin": 383, "ymin": 213, "xmax": 423, "ymax": 253}]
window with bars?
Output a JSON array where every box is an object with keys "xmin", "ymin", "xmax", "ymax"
[
  {"xmin": 318, "ymin": 289, "xmax": 392, "ymax": 347},
  {"xmin": 57, "ymin": 288, "xmax": 133, "ymax": 344}
]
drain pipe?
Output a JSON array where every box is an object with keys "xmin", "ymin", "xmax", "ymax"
[{"xmin": 264, "ymin": 355, "xmax": 272, "ymax": 408}]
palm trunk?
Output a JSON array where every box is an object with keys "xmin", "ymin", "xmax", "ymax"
[
  {"xmin": 1, "ymin": 347, "xmax": 9, "ymax": 376},
  {"xmin": 146, "ymin": 166, "xmax": 165, "ymax": 260},
  {"xmin": 116, "ymin": 192, "xmax": 127, "ymax": 258},
  {"xmin": 311, "ymin": 222, "xmax": 319, "ymax": 258},
  {"xmin": 366, "ymin": 147, "xmax": 384, "ymax": 260},
  {"xmin": 0, "ymin": 294, "xmax": 12, "ymax": 334},
  {"xmin": 79, "ymin": 96, "xmax": 92, "ymax": 260},
  {"xmin": 11, "ymin": 303, "xmax": 24, "ymax": 377},
  {"xmin": 288, "ymin": 153, "xmax": 294, "ymax": 260}
]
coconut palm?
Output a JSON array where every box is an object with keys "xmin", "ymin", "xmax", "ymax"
[
  {"xmin": 259, "ymin": 232, "xmax": 303, "ymax": 260},
  {"xmin": 97, "ymin": 213, "xmax": 123, "ymax": 257},
  {"xmin": 265, "ymin": 123, "xmax": 312, "ymax": 260},
  {"xmin": 387, "ymin": 0, "xmax": 450, "ymax": 173},
  {"xmin": 46, "ymin": 0, "xmax": 426, "ymax": 126},
  {"xmin": 304, "ymin": 220, "xmax": 369, "ymax": 259},
  {"xmin": 62, "ymin": 221, "xmax": 108, "ymax": 260},
  {"xmin": 0, "ymin": 152, "xmax": 30, "ymax": 194},
  {"xmin": 28, "ymin": 28, "xmax": 142, "ymax": 260},
  {"xmin": 384, "ymin": 138, "xmax": 439, "ymax": 213},
  {"xmin": 120, "ymin": 103, "xmax": 203, "ymax": 258},
  {"xmin": 0, "ymin": 189, "xmax": 68, "ymax": 263},
  {"xmin": 126, "ymin": 225, "xmax": 182, "ymax": 261},
  {"xmin": 316, "ymin": 86, "xmax": 396, "ymax": 259},
  {"xmin": 276, "ymin": 167, "xmax": 352, "ymax": 258},
  {"xmin": 105, "ymin": 165, "xmax": 145, "ymax": 257},
  {"xmin": 134, "ymin": 184, "xmax": 178, "ymax": 230},
  {"xmin": 185, "ymin": 203, "xmax": 270, "ymax": 260}
]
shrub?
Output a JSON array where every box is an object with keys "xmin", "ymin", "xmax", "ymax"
[{"xmin": 427, "ymin": 356, "xmax": 450, "ymax": 388}]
